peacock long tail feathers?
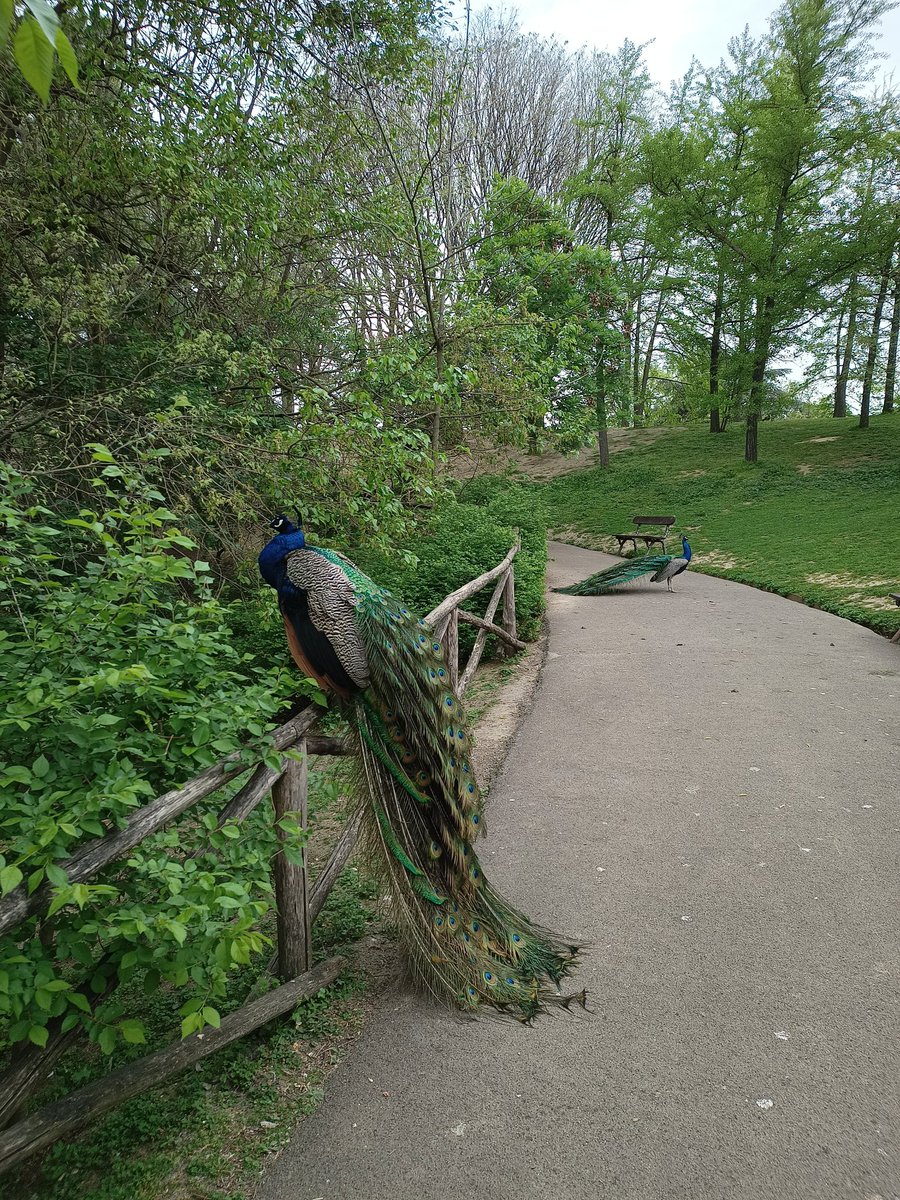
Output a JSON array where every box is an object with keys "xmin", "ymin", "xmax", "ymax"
[
  {"xmin": 553, "ymin": 553, "xmax": 672, "ymax": 595},
  {"xmin": 318, "ymin": 556, "xmax": 582, "ymax": 1021}
]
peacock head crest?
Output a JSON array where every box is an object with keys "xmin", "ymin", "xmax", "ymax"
[{"xmin": 268, "ymin": 513, "xmax": 305, "ymax": 544}]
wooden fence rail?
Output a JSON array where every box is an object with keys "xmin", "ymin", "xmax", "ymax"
[{"xmin": 0, "ymin": 537, "xmax": 522, "ymax": 1170}]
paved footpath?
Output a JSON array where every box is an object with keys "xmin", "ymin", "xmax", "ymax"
[{"xmin": 258, "ymin": 542, "xmax": 900, "ymax": 1200}]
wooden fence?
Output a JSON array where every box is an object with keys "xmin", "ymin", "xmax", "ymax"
[{"xmin": 0, "ymin": 537, "xmax": 522, "ymax": 1174}]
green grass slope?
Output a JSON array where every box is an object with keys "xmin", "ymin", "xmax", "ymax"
[{"xmin": 542, "ymin": 414, "xmax": 900, "ymax": 637}]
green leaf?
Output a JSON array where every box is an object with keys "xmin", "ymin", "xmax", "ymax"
[
  {"xmin": 32, "ymin": 754, "xmax": 49, "ymax": 779},
  {"xmin": 2, "ymin": 766, "xmax": 32, "ymax": 785},
  {"xmin": 0, "ymin": 866, "xmax": 23, "ymax": 896},
  {"xmin": 68, "ymin": 991, "xmax": 92, "ymax": 1013},
  {"xmin": 13, "ymin": 16, "xmax": 54, "ymax": 102},
  {"xmin": 0, "ymin": 0, "xmax": 13, "ymax": 48},
  {"xmin": 120, "ymin": 1019, "xmax": 146, "ymax": 1045},
  {"xmin": 46, "ymin": 863, "xmax": 67, "ymax": 888},
  {"xmin": 98, "ymin": 1026, "xmax": 117, "ymax": 1055},
  {"xmin": 28, "ymin": 1024, "xmax": 49, "ymax": 1048},
  {"xmin": 23, "ymin": 0, "xmax": 59, "ymax": 46},
  {"xmin": 201, "ymin": 1006, "xmax": 221, "ymax": 1029},
  {"xmin": 181, "ymin": 1012, "xmax": 202, "ymax": 1038}
]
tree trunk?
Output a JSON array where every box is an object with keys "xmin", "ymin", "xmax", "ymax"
[
  {"xmin": 431, "ymin": 341, "xmax": 444, "ymax": 455},
  {"xmin": 709, "ymin": 261, "xmax": 725, "ymax": 434},
  {"xmin": 639, "ymin": 270, "xmax": 669, "ymax": 408},
  {"xmin": 860, "ymin": 254, "xmax": 892, "ymax": 429},
  {"xmin": 834, "ymin": 275, "xmax": 858, "ymax": 419},
  {"xmin": 883, "ymin": 258, "xmax": 900, "ymax": 414},
  {"xmin": 596, "ymin": 360, "xmax": 610, "ymax": 469},
  {"xmin": 632, "ymin": 291, "xmax": 643, "ymax": 426},
  {"xmin": 745, "ymin": 297, "xmax": 774, "ymax": 464}
]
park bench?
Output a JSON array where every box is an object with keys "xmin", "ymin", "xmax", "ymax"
[
  {"xmin": 890, "ymin": 592, "xmax": 900, "ymax": 643},
  {"xmin": 613, "ymin": 515, "xmax": 676, "ymax": 555}
]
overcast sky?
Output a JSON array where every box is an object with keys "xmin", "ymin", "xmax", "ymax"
[{"xmin": 453, "ymin": 0, "xmax": 900, "ymax": 91}]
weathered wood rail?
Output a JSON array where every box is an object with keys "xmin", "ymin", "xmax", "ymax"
[{"xmin": 0, "ymin": 537, "xmax": 522, "ymax": 1173}]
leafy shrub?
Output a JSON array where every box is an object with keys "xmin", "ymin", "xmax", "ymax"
[
  {"xmin": 355, "ymin": 477, "xmax": 547, "ymax": 643},
  {"xmin": 0, "ymin": 453, "xmax": 303, "ymax": 1055}
]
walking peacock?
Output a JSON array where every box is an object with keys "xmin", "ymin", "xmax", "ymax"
[
  {"xmin": 554, "ymin": 536, "xmax": 693, "ymax": 595},
  {"xmin": 258, "ymin": 516, "xmax": 583, "ymax": 1021}
]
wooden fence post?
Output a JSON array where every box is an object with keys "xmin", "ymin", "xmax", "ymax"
[
  {"xmin": 446, "ymin": 607, "xmax": 459, "ymax": 693},
  {"xmin": 500, "ymin": 566, "xmax": 517, "ymax": 658},
  {"xmin": 272, "ymin": 746, "xmax": 311, "ymax": 981}
]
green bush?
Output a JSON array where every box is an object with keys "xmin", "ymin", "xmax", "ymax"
[
  {"xmin": 354, "ymin": 478, "xmax": 547, "ymax": 643},
  {"xmin": 0, "ymin": 454, "xmax": 303, "ymax": 1056}
]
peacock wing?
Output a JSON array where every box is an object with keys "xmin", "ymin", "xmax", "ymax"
[{"xmin": 284, "ymin": 549, "xmax": 370, "ymax": 689}]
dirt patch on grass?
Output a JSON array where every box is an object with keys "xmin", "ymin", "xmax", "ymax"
[
  {"xmin": 699, "ymin": 549, "xmax": 745, "ymax": 570},
  {"xmin": 806, "ymin": 435, "xmax": 840, "ymax": 443},
  {"xmin": 806, "ymin": 571, "xmax": 895, "ymax": 589},
  {"xmin": 796, "ymin": 463, "xmax": 813, "ymax": 474}
]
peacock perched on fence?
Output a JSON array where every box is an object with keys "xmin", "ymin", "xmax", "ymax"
[
  {"xmin": 554, "ymin": 536, "xmax": 693, "ymax": 595},
  {"xmin": 258, "ymin": 516, "xmax": 583, "ymax": 1022}
]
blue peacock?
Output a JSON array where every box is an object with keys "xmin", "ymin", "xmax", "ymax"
[
  {"xmin": 554, "ymin": 536, "xmax": 693, "ymax": 595},
  {"xmin": 259, "ymin": 516, "xmax": 583, "ymax": 1021}
]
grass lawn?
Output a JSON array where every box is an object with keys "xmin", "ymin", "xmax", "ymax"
[{"xmin": 540, "ymin": 413, "xmax": 900, "ymax": 638}]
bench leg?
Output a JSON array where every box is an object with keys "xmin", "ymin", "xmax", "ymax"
[{"xmin": 891, "ymin": 627, "xmax": 900, "ymax": 644}]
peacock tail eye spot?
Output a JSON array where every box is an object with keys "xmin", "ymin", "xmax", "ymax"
[
  {"xmin": 462, "ymin": 763, "xmax": 470, "ymax": 773},
  {"xmin": 457, "ymin": 731, "xmax": 465, "ymax": 741},
  {"xmin": 471, "ymin": 813, "xmax": 479, "ymax": 824},
  {"xmin": 506, "ymin": 977, "xmax": 516, "ymax": 987},
  {"xmin": 445, "ymin": 697, "xmax": 454, "ymax": 707},
  {"xmin": 467, "ymin": 783, "xmax": 475, "ymax": 794},
  {"xmin": 512, "ymin": 934, "xmax": 521, "ymax": 943},
  {"xmin": 430, "ymin": 669, "xmax": 437, "ymax": 679},
  {"xmin": 447, "ymin": 726, "xmax": 455, "ymax": 738},
  {"xmin": 448, "ymin": 916, "xmax": 457, "ymax": 928},
  {"xmin": 451, "ymin": 902, "xmax": 459, "ymax": 913},
  {"xmin": 462, "ymin": 932, "xmax": 470, "ymax": 943},
  {"xmin": 470, "ymin": 921, "xmax": 480, "ymax": 932},
  {"xmin": 470, "ymin": 866, "xmax": 481, "ymax": 881},
  {"xmin": 419, "ymin": 634, "xmax": 427, "ymax": 644},
  {"xmin": 467, "ymin": 986, "xmax": 477, "ymax": 997},
  {"xmin": 434, "ymin": 915, "xmax": 444, "ymax": 928},
  {"xmin": 483, "ymin": 970, "xmax": 494, "ymax": 985},
  {"xmin": 432, "ymin": 642, "xmax": 441, "ymax": 652},
  {"xmin": 438, "ymin": 668, "xmax": 446, "ymax": 678},
  {"xmin": 428, "ymin": 841, "xmax": 442, "ymax": 859}
]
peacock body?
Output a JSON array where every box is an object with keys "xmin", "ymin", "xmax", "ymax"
[
  {"xmin": 554, "ymin": 537, "xmax": 692, "ymax": 595},
  {"xmin": 259, "ymin": 517, "xmax": 582, "ymax": 1021}
]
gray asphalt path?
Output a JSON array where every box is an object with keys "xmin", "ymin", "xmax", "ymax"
[{"xmin": 258, "ymin": 542, "xmax": 900, "ymax": 1200}]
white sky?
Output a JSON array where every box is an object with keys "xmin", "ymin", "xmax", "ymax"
[{"xmin": 454, "ymin": 0, "xmax": 900, "ymax": 90}]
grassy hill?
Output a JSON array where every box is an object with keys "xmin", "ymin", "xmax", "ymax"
[{"xmin": 539, "ymin": 414, "xmax": 900, "ymax": 638}]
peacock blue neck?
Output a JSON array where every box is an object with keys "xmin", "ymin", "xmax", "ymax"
[
  {"xmin": 258, "ymin": 529, "xmax": 306, "ymax": 590},
  {"xmin": 682, "ymin": 536, "xmax": 692, "ymax": 561}
]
